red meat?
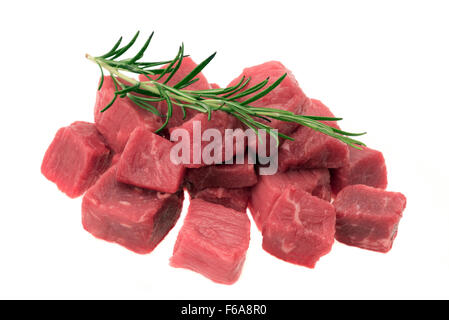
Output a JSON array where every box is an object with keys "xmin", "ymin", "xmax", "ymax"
[
  {"xmin": 331, "ymin": 146, "xmax": 388, "ymax": 195},
  {"xmin": 189, "ymin": 187, "xmax": 250, "ymax": 213},
  {"xmin": 227, "ymin": 61, "xmax": 309, "ymax": 158},
  {"xmin": 110, "ymin": 152, "xmax": 121, "ymax": 165},
  {"xmin": 138, "ymin": 57, "xmax": 212, "ymax": 129},
  {"xmin": 184, "ymin": 158, "xmax": 257, "ymax": 190},
  {"xmin": 227, "ymin": 61, "xmax": 308, "ymax": 136},
  {"xmin": 94, "ymin": 76, "xmax": 163, "ymax": 153},
  {"xmin": 169, "ymin": 111, "xmax": 241, "ymax": 168},
  {"xmin": 170, "ymin": 199, "xmax": 250, "ymax": 285},
  {"xmin": 82, "ymin": 165, "xmax": 183, "ymax": 254},
  {"xmin": 249, "ymin": 168, "xmax": 331, "ymax": 230},
  {"xmin": 41, "ymin": 121, "xmax": 111, "ymax": 198},
  {"xmin": 262, "ymin": 187, "xmax": 336, "ymax": 268},
  {"xmin": 278, "ymin": 99, "xmax": 349, "ymax": 171},
  {"xmin": 333, "ymin": 185, "xmax": 406, "ymax": 253},
  {"xmin": 116, "ymin": 127, "xmax": 185, "ymax": 193}
]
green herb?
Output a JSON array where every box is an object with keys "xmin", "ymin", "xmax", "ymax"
[{"xmin": 86, "ymin": 31, "xmax": 366, "ymax": 148}]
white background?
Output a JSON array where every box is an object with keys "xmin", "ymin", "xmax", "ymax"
[{"xmin": 1, "ymin": 0, "xmax": 448, "ymax": 299}]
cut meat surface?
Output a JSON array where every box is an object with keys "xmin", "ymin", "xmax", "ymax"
[
  {"xmin": 94, "ymin": 76, "xmax": 163, "ymax": 153},
  {"xmin": 278, "ymin": 99, "xmax": 349, "ymax": 171},
  {"xmin": 170, "ymin": 199, "xmax": 251, "ymax": 285},
  {"xmin": 138, "ymin": 57, "xmax": 212, "ymax": 129},
  {"xmin": 228, "ymin": 61, "xmax": 309, "ymax": 156},
  {"xmin": 333, "ymin": 185, "xmax": 406, "ymax": 253},
  {"xmin": 262, "ymin": 187, "xmax": 336, "ymax": 268},
  {"xmin": 82, "ymin": 165, "xmax": 183, "ymax": 254},
  {"xmin": 331, "ymin": 146, "xmax": 387, "ymax": 195},
  {"xmin": 116, "ymin": 127, "xmax": 185, "ymax": 193},
  {"xmin": 169, "ymin": 110, "xmax": 241, "ymax": 168},
  {"xmin": 110, "ymin": 152, "xmax": 121, "ymax": 165},
  {"xmin": 228, "ymin": 61, "xmax": 308, "ymax": 136},
  {"xmin": 185, "ymin": 158, "xmax": 257, "ymax": 190},
  {"xmin": 249, "ymin": 168, "xmax": 331, "ymax": 230},
  {"xmin": 189, "ymin": 187, "xmax": 250, "ymax": 213},
  {"xmin": 41, "ymin": 121, "xmax": 111, "ymax": 198}
]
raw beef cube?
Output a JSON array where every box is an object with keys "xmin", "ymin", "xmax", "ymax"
[
  {"xmin": 189, "ymin": 187, "xmax": 250, "ymax": 213},
  {"xmin": 210, "ymin": 83, "xmax": 220, "ymax": 89},
  {"xmin": 278, "ymin": 99, "xmax": 349, "ymax": 171},
  {"xmin": 331, "ymin": 146, "xmax": 388, "ymax": 195},
  {"xmin": 116, "ymin": 127, "xmax": 185, "ymax": 193},
  {"xmin": 169, "ymin": 110, "xmax": 241, "ymax": 168},
  {"xmin": 82, "ymin": 165, "xmax": 184, "ymax": 254},
  {"xmin": 94, "ymin": 76, "xmax": 163, "ymax": 153},
  {"xmin": 138, "ymin": 57, "xmax": 212, "ymax": 128},
  {"xmin": 228, "ymin": 61, "xmax": 309, "ymax": 156},
  {"xmin": 262, "ymin": 187, "xmax": 336, "ymax": 268},
  {"xmin": 333, "ymin": 185, "xmax": 406, "ymax": 253},
  {"xmin": 185, "ymin": 158, "xmax": 257, "ymax": 190},
  {"xmin": 249, "ymin": 168, "xmax": 331, "ymax": 230},
  {"xmin": 41, "ymin": 121, "xmax": 111, "ymax": 198},
  {"xmin": 170, "ymin": 199, "xmax": 251, "ymax": 284},
  {"xmin": 227, "ymin": 61, "xmax": 308, "ymax": 136}
]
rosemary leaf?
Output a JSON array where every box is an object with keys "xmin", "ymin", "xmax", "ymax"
[
  {"xmin": 87, "ymin": 32, "xmax": 366, "ymax": 148},
  {"xmin": 174, "ymin": 52, "xmax": 216, "ymax": 89}
]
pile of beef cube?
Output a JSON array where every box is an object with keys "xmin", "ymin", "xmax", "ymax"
[{"xmin": 41, "ymin": 58, "xmax": 406, "ymax": 285}]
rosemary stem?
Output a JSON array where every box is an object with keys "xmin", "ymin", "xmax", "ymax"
[
  {"xmin": 85, "ymin": 31, "xmax": 366, "ymax": 150},
  {"xmin": 87, "ymin": 54, "xmax": 214, "ymax": 109},
  {"xmin": 88, "ymin": 54, "xmax": 236, "ymax": 115}
]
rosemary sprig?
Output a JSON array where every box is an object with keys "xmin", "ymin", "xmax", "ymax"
[{"xmin": 86, "ymin": 32, "xmax": 366, "ymax": 148}]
